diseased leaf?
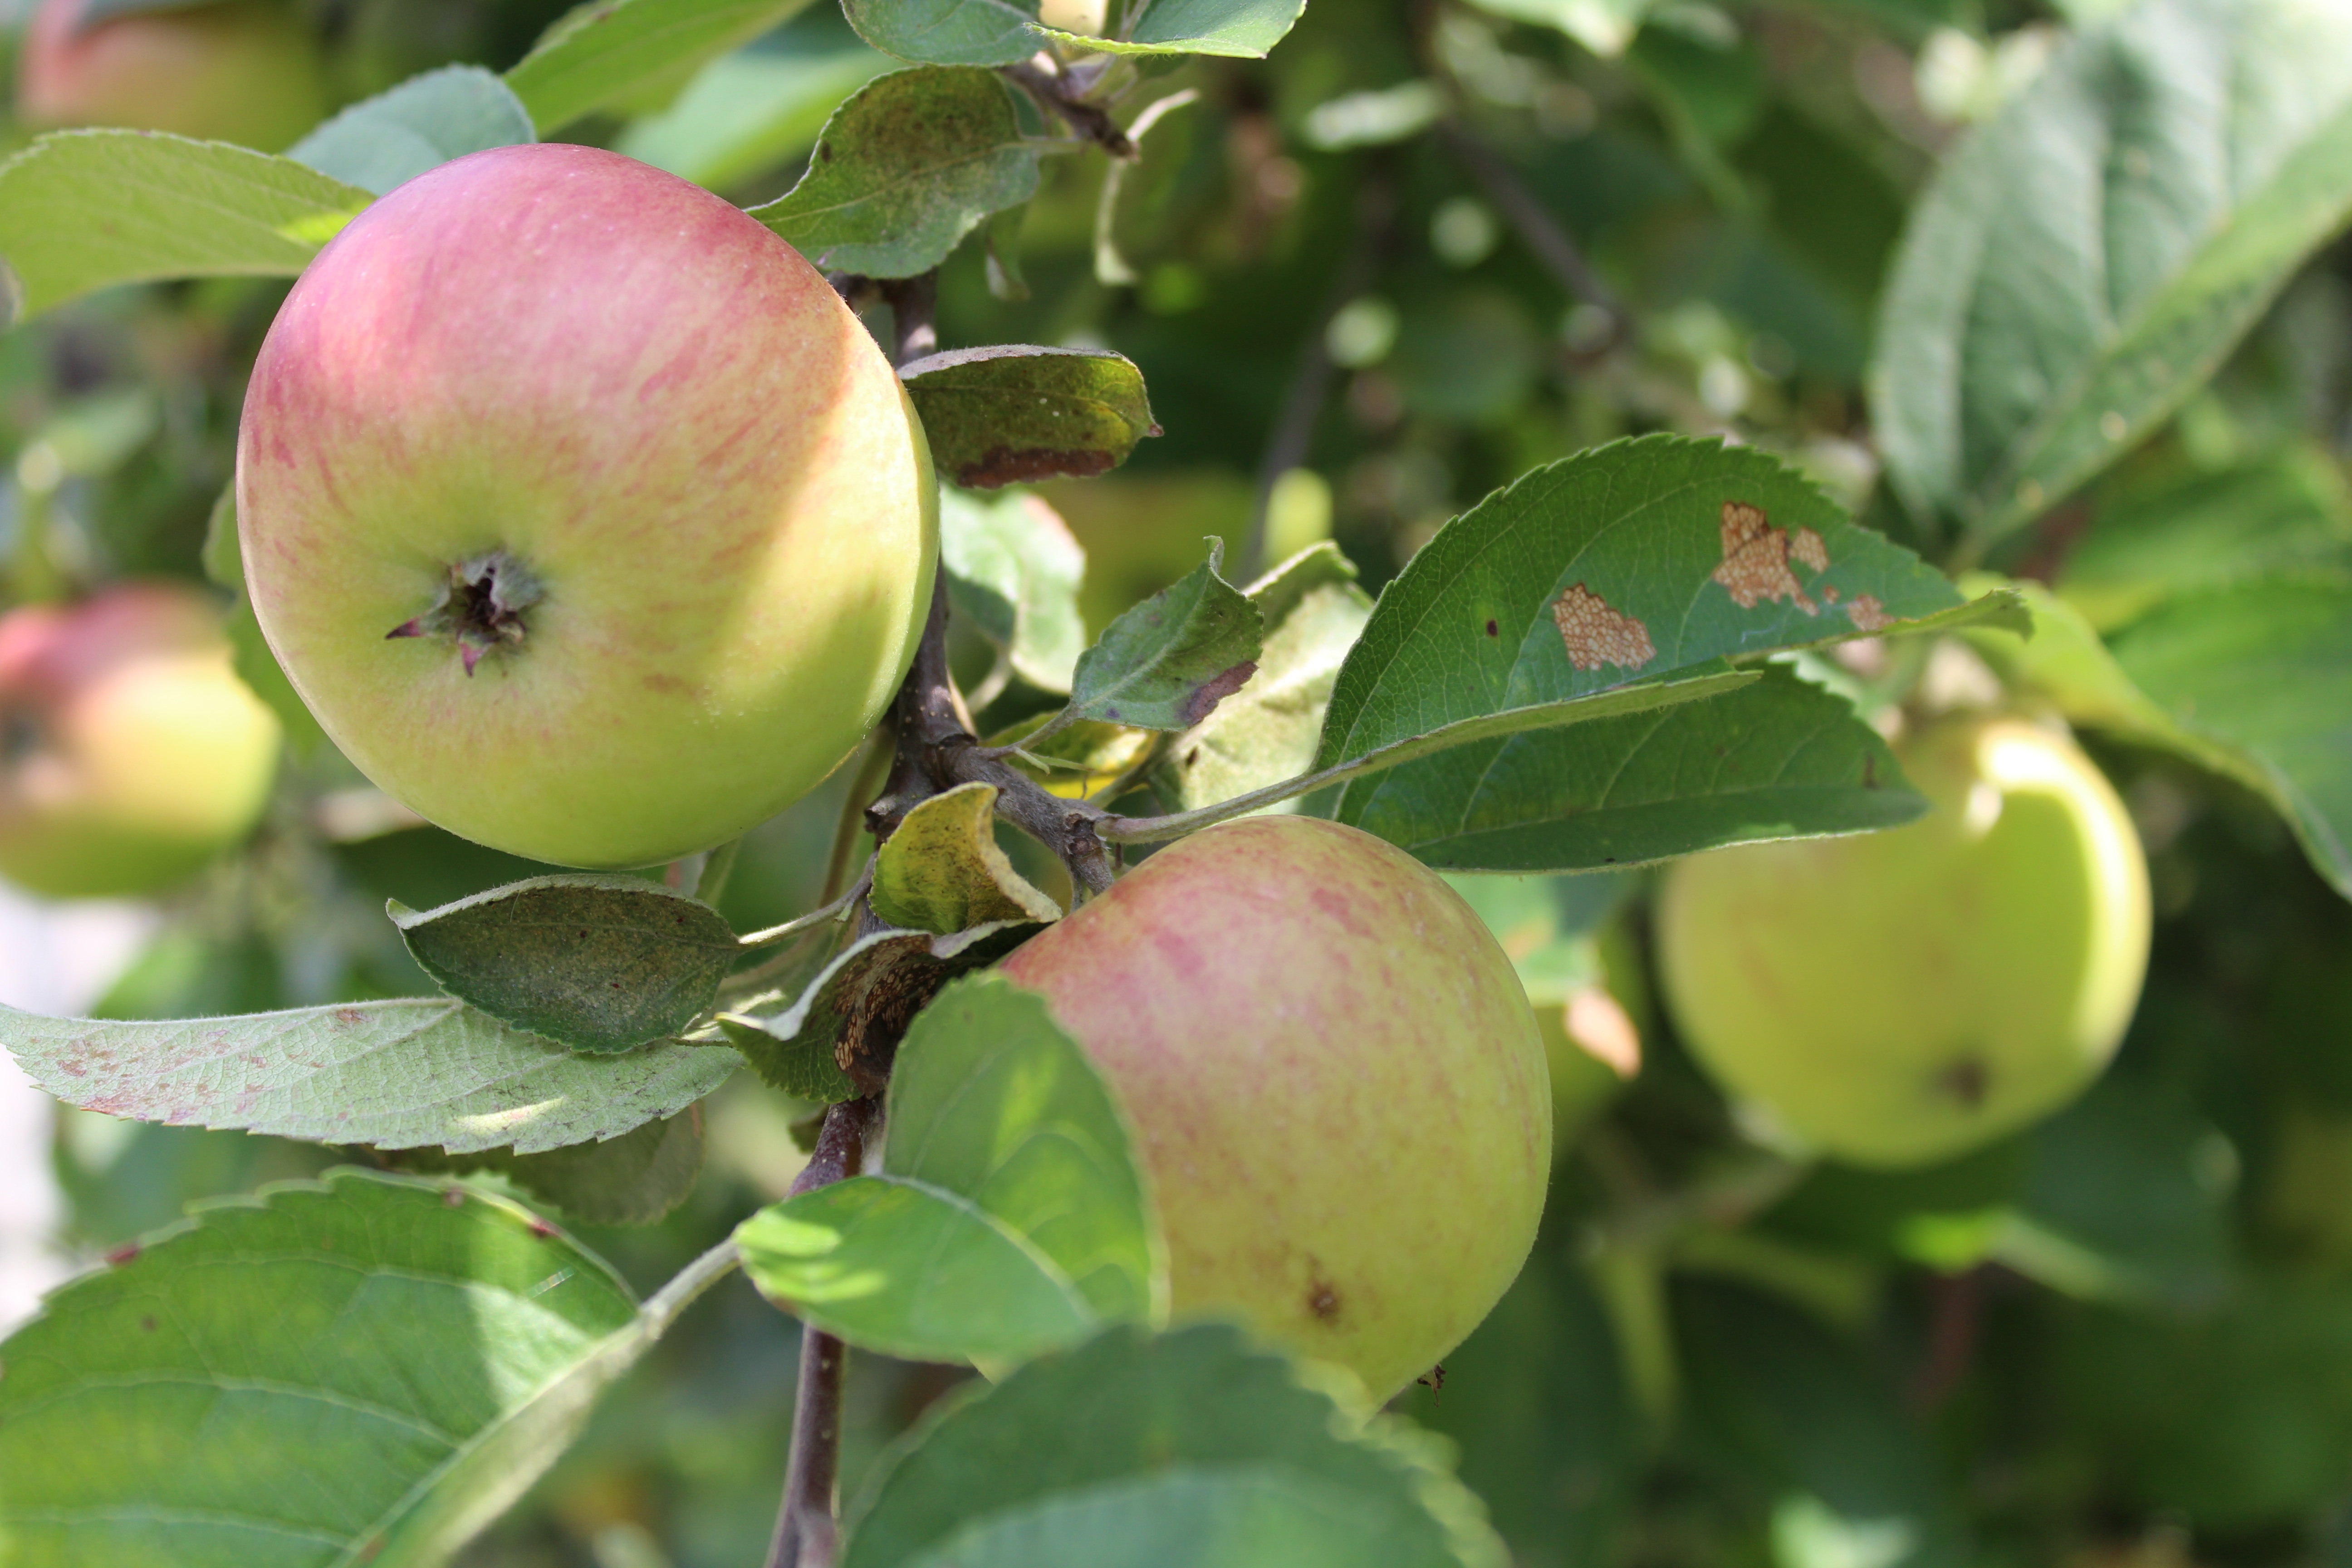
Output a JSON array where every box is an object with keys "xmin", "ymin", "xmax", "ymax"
[
  {"xmin": 389, "ymin": 1107, "xmax": 707, "ymax": 1225},
  {"xmin": 841, "ymin": 0, "xmax": 1046, "ymax": 66},
  {"xmin": 750, "ymin": 66, "xmax": 1038, "ymax": 277},
  {"xmin": 1317, "ymin": 436, "xmax": 1963, "ymax": 777},
  {"xmin": 286, "ymin": 66, "xmax": 534, "ymax": 196},
  {"xmin": 1, "ymin": 998, "xmax": 739, "ymax": 1154},
  {"xmin": 390, "ymin": 875, "xmax": 739, "ymax": 1055},
  {"xmin": 505, "ymin": 0, "xmax": 818, "ymax": 133},
  {"xmin": 1155, "ymin": 543, "xmax": 1373, "ymax": 814},
  {"xmin": 872, "ymin": 783, "xmax": 1065, "ymax": 934},
  {"xmin": 1034, "ymin": 0, "xmax": 1310, "ymax": 58},
  {"xmin": 841, "ymin": 1323, "xmax": 1510, "ymax": 1568},
  {"xmin": 735, "ymin": 975, "xmax": 1160, "ymax": 1365},
  {"xmin": 940, "ymin": 485, "xmax": 1088, "ymax": 691},
  {"xmin": 1338, "ymin": 664, "xmax": 1926, "ymax": 872},
  {"xmin": 0, "ymin": 1170, "xmax": 711, "ymax": 1568},
  {"xmin": 0, "ymin": 131, "xmax": 372, "ymax": 322},
  {"xmin": 1069, "ymin": 540, "xmax": 1263, "ymax": 731},
  {"xmin": 1871, "ymin": 0, "xmax": 2352, "ymax": 545},
  {"xmin": 902, "ymin": 346, "xmax": 1161, "ymax": 488},
  {"xmin": 719, "ymin": 921, "xmax": 1040, "ymax": 1101}
]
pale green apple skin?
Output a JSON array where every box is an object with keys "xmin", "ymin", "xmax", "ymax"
[
  {"xmin": 1000, "ymin": 816, "xmax": 1553, "ymax": 1400},
  {"xmin": 1657, "ymin": 715, "xmax": 2151, "ymax": 1168},
  {"xmin": 0, "ymin": 583, "xmax": 280, "ymax": 900},
  {"xmin": 18, "ymin": 0, "xmax": 329, "ymax": 152},
  {"xmin": 237, "ymin": 144, "xmax": 936, "ymax": 869}
]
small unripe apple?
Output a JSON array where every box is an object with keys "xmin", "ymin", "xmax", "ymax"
[
  {"xmin": 1000, "ymin": 815, "xmax": 1553, "ymax": 1400},
  {"xmin": 237, "ymin": 144, "xmax": 936, "ymax": 869},
  {"xmin": 1656, "ymin": 715, "xmax": 2150, "ymax": 1168},
  {"xmin": 0, "ymin": 582, "xmax": 280, "ymax": 899},
  {"xmin": 16, "ymin": 0, "xmax": 329, "ymax": 152}
]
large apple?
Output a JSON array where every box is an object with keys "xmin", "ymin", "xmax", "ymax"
[
  {"xmin": 999, "ymin": 815, "xmax": 1553, "ymax": 1401},
  {"xmin": 1656, "ymin": 715, "xmax": 2151, "ymax": 1168},
  {"xmin": 236, "ymin": 144, "xmax": 936, "ymax": 869},
  {"xmin": 0, "ymin": 582, "xmax": 280, "ymax": 899},
  {"xmin": 16, "ymin": 0, "xmax": 329, "ymax": 152}
]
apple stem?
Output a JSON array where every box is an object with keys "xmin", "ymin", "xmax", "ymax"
[{"xmin": 767, "ymin": 1097, "xmax": 877, "ymax": 1568}]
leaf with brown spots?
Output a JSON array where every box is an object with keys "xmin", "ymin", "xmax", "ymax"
[
  {"xmin": 903, "ymin": 344, "xmax": 1160, "ymax": 489},
  {"xmin": 1551, "ymin": 583, "xmax": 1656, "ymax": 672},
  {"xmin": 1064, "ymin": 537, "xmax": 1264, "ymax": 732}
]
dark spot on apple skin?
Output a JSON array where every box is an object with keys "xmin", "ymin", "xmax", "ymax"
[
  {"xmin": 1306, "ymin": 1274, "xmax": 1342, "ymax": 1323},
  {"xmin": 1937, "ymin": 1057, "xmax": 1991, "ymax": 1109}
]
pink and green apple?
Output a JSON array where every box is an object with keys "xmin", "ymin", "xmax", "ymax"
[
  {"xmin": 0, "ymin": 582, "xmax": 279, "ymax": 899},
  {"xmin": 236, "ymin": 143, "xmax": 937, "ymax": 869},
  {"xmin": 16, "ymin": 0, "xmax": 329, "ymax": 152},
  {"xmin": 1000, "ymin": 814, "xmax": 1553, "ymax": 1401}
]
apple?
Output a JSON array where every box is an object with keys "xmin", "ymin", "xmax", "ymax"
[
  {"xmin": 236, "ymin": 143, "xmax": 937, "ymax": 869},
  {"xmin": 1656, "ymin": 715, "xmax": 2151, "ymax": 1169},
  {"xmin": 0, "ymin": 582, "xmax": 280, "ymax": 899},
  {"xmin": 999, "ymin": 815, "xmax": 1553, "ymax": 1401},
  {"xmin": 15, "ymin": 0, "xmax": 329, "ymax": 152}
]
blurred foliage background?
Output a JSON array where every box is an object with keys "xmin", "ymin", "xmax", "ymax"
[{"xmin": 3, "ymin": 0, "xmax": 2351, "ymax": 1563}]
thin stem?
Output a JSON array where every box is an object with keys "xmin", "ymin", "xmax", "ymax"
[
  {"xmin": 736, "ymin": 877, "xmax": 869, "ymax": 951},
  {"xmin": 719, "ymin": 859, "xmax": 873, "ymax": 1004},
  {"xmin": 766, "ymin": 1098, "xmax": 876, "ymax": 1568},
  {"xmin": 694, "ymin": 838, "xmax": 743, "ymax": 907},
  {"xmin": 1434, "ymin": 120, "xmax": 1628, "ymax": 344},
  {"xmin": 824, "ymin": 731, "xmax": 896, "ymax": 906},
  {"xmin": 1003, "ymin": 59, "xmax": 1137, "ymax": 157},
  {"xmin": 641, "ymin": 1235, "xmax": 744, "ymax": 1336}
]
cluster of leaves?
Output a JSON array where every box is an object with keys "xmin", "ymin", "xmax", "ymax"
[{"xmin": 0, "ymin": 0, "xmax": 2349, "ymax": 1563}]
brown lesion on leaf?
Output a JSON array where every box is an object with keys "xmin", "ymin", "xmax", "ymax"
[
  {"xmin": 1551, "ymin": 583, "xmax": 1656, "ymax": 672},
  {"xmin": 1936, "ymin": 1057, "xmax": 1991, "ymax": 1110},
  {"xmin": 1176, "ymin": 660, "xmax": 1259, "ymax": 727},
  {"xmin": 1711, "ymin": 501, "xmax": 1823, "ymax": 617},
  {"xmin": 954, "ymin": 446, "xmax": 1118, "ymax": 489},
  {"xmin": 1845, "ymin": 593, "xmax": 1891, "ymax": 632}
]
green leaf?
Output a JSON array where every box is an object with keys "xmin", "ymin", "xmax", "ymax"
[
  {"xmin": 286, "ymin": 66, "xmax": 536, "ymax": 197},
  {"xmin": 842, "ymin": 1323, "xmax": 1509, "ymax": 1568},
  {"xmin": 0, "ymin": 1169, "xmax": 713, "ymax": 1568},
  {"xmin": 389, "ymin": 874, "xmax": 740, "ymax": 1056},
  {"xmin": 840, "ymin": 0, "xmax": 1047, "ymax": 66},
  {"xmin": 1154, "ymin": 543, "xmax": 1373, "ymax": 814},
  {"xmin": 1461, "ymin": 0, "xmax": 1650, "ymax": 56},
  {"xmin": 504, "ymin": 0, "xmax": 819, "ymax": 134},
  {"xmin": 615, "ymin": 25, "xmax": 892, "ymax": 191},
  {"xmin": 1442, "ymin": 872, "xmax": 1629, "ymax": 1005},
  {"xmin": 1069, "ymin": 539, "xmax": 1263, "ymax": 731},
  {"xmin": 1964, "ymin": 575, "xmax": 2352, "ymax": 898},
  {"xmin": 0, "ymin": 131, "xmax": 372, "ymax": 323},
  {"xmin": 871, "ymin": 783, "xmax": 1066, "ymax": 934},
  {"xmin": 389, "ymin": 1107, "xmax": 707, "ymax": 1225},
  {"xmin": 1338, "ymin": 664, "xmax": 1926, "ymax": 872},
  {"xmin": 906, "ymin": 345, "xmax": 1161, "ymax": 488},
  {"xmin": 1034, "ymin": 0, "xmax": 1310, "ymax": 58},
  {"xmin": 2108, "ymin": 578, "xmax": 2352, "ymax": 898},
  {"xmin": 2058, "ymin": 449, "xmax": 2352, "ymax": 629},
  {"xmin": 736, "ymin": 975, "xmax": 1161, "ymax": 1364},
  {"xmin": 1870, "ymin": 0, "xmax": 2352, "ymax": 545},
  {"xmin": 225, "ymin": 591, "xmax": 330, "ymax": 759},
  {"xmin": 749, "ymin": 66, "xmax": 1039, "ymax": 278},
  {"xmin": 719, "ymin": 921, "xmax": 1040, "ymax": 1101},
  {"xmin": 1316, "ymin": 436, "xmax": 1964, "ymax": 777},
  {"xmin": 940, "ymin": 485, "xmax": 1088, "ymax": 691},
  {"xmin": 1, "ymin": 998, "xmax": 739, "ymax": 1153},
  {"xmin": 987, "ymin": 712, "xmax": 1159, "ymax": 800}
]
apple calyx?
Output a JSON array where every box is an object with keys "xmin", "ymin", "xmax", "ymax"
[{"xmin": 385, "ymin": 551, "xmax": 543, "ymax": 676}]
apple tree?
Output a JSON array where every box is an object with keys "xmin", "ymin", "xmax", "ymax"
[{"xmin": 0, "ymin": 0, "xmax": 2349, "ymax": 1563}]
